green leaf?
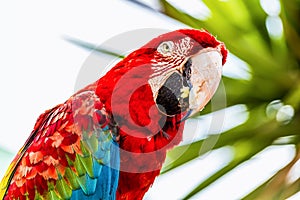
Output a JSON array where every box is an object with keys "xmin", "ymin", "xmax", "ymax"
[
  {"xmin": 162, "ymin": 105, "xmax": 268, "ymax": 173},
  {"xmin": 183, "ymin": 138, "xmax": 273, "ymax": 199},
  {"xmin": 64, "ymin": 36, "xmax": 125, "ymax": 59},
  {"xmin": 243, "ymin": 146, "xmax": 300, "ymax": 199},
  {"xmin": 280, "ymin": 0, "xmax": 300, "ymax": 60}
]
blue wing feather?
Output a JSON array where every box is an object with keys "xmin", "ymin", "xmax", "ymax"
[{"xmin": 71, "ymin": 141, "xmax": 120, "ymax": 200}]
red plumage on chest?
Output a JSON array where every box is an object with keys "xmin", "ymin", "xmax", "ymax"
[{"xmin": 95, "ymin": 49, "xmax": 185, "ymax": 199}]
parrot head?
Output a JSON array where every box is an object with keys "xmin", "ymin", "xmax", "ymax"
[
  {"xmin": 98, "ymin": 29, "xmax": 227, "ymax": 132},
  {"xmin": 145, "ymin": 29, "xmax": 227, "ymax": 119}
]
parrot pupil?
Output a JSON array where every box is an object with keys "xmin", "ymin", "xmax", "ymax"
[{"xmin": 164, "ymin": 44, "xmax": 168, "ymax": 50}]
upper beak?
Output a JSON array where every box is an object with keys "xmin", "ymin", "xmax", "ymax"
[{"xmin": 180, "ymin": 47, "xmax": 223, "ymax": 121}]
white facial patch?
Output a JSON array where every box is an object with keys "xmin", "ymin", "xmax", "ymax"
[{"xmin": 188, "ymin": 49, "xmax": 223, "ymax": 115}]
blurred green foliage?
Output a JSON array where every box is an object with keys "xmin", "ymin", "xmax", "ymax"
[{"xmin": 153, "ymin": 0, "xmax": 300, "ymax": 199}]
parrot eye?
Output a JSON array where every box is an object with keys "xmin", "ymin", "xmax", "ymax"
[{"xmin": 157, "ymin": 41, "xmax": 174, "ymax": 56}]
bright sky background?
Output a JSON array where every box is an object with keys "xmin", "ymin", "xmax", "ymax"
[{"xmin": 0, "ymin": 0, "xmax": 299, "ymax": 199}]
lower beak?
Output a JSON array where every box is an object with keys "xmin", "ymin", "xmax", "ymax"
[{"xmin": 181, "ymin": 49, "xmax": 223, "ymax": 121}]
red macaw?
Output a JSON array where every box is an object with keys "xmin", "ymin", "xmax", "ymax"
[{"xmin": 0, "ymin": 29, "xmax": 227, "ymax": 200}]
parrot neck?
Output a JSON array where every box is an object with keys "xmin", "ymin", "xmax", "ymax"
[
  {"xmin": 95, "ymin": 54, "xmax": 165, "ymax": 137},
  {"xmin": 95, "ymin": 58, "xmax": 184, "ymax": 161}
]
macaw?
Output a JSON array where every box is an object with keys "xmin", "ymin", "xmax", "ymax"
[{"xmin": 0, "ymin": 29, "xmax": 227, "ymax": 200}]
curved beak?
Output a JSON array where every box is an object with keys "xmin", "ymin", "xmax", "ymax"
[{"xmin": 180, "ymin": 48, "xmax": 223, "ymax": 121}]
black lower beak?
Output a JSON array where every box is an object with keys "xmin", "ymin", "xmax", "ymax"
[
  {"xmin": 177, "ymin": 109, "xmax": 193, "ymax": 124},
  {"xmin": 156, "ymin": 72, "xmax": 190, "ymax": 116}
]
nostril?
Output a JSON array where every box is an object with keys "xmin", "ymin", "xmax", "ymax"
[{"xmin": 196, "ymin": 81, "xmax": 205, "ymax": 93}]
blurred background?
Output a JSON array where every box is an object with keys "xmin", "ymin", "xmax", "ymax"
[{"xmin": 0, "ymin": 0, "xmax": 299, "ymax": 199}]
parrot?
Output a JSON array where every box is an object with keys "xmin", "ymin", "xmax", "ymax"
[{"xmin": 0, "ymin": 29, "xmax": 227, "ymax": 200}]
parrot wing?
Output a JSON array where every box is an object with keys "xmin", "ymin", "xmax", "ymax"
[
  {"xmin": 0, "ymin": 89, "xmax": 120, "ymax": 200},
  {"xmin": 0, "ymin": 106, "xmax": 56, "ymax": 198}
]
